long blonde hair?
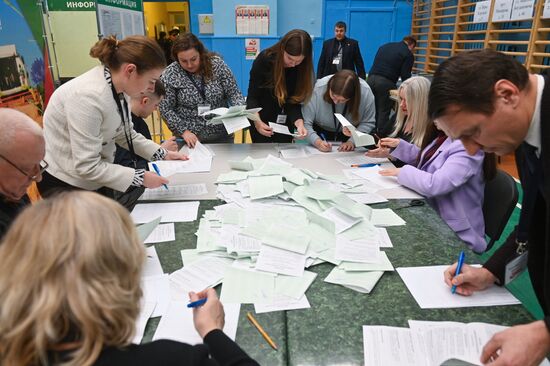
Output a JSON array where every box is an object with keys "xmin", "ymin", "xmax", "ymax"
[
  {"xmin": 390, "ymin": 76, "xmax": 431, "ymax": 147},
  {"xmin": 0, "ymin": 191, "xmax": 145, "ymax": 366}
]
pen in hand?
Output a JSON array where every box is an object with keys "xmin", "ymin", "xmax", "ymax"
[
  {"xmin": 451, "ymin": 251, "xmax": 466, "ymax": 294},
  {"xmin": 151, "ymin": 163, "xmax": 169, "ymax": 190},
  {"xmin": 187, "ymin": 298, "xmax": 207, "ymax": 308}
]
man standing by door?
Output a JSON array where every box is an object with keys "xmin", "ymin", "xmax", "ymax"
[
  {"xmin": 317, "ymin": 21, "xmax": 366, "ymax": 80},
  {"xmin": 367, "ymin": 36, "xmax": 416, "ymax": 137}
]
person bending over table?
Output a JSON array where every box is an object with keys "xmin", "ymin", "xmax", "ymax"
[
  {"xmin": 303, "ymin": 70, "xmax": 375, "ymax": 152},
  {"xmin": 434, "ymin": 50, "xmax": 550, "ymax": 366},
  {"xmin": 160, "ymin": 33, "xmax": 245, "ymax": 146},
  {"xmin": 368, "ymin": 76, "xmax": 432, "ymax": 167},
  {"xmin": 0, "ymin": 191, "xmax": 260, "ymax": 366},
  {"xmin": 246, "ymin": 29, "xmax": 313, "ymax": 142},
  {"xmin": 370, "ymin": 120, "xmax": 494, "ymax": 253},
  {"xmin": 38, "ymin": 35, "xmax": 187, "ymax": 210}
]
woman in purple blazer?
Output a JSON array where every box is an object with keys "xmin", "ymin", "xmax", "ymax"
[{"xmin": 375, "ymin": 128, "xmax": 492, "ymax": 253}]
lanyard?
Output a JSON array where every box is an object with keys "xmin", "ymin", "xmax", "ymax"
[
  {"xmin": 110, "ymin": 84, "xmax": 137, "ymax": 169},
  {"xmin": 331, "ymin": 102, "xmax": 348, "ymax": 131},
  {"xmin": 185, "ymin": 71, "xmax": 206, "ymax": 101}
]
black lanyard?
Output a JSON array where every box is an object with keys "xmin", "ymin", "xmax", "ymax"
[
  {"xmin": 185, "ymin": 71, "xmax": 206, "ymax": 101},
  {"xmin": 110, "ymin": 84, "xmax": 137, "ymax": 169},
  {"xmin": 332, "ymin": 102, "xmax": 348, "ymax": 131}
]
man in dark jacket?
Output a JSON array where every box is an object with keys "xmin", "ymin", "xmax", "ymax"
[
  {"xmin": 367, "ymin": 36, "xmax": 416, "ymax": 137},
  {"xmin": 436, "ymin": 49, "xmax": 550, "ymax": 366},
  {"xmin": 317, "ymin": 21, "xmax": 366, "ymax": 80}
]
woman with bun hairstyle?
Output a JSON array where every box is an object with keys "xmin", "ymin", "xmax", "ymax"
[{"xmin": 39, "ymin": 35, "xmax": 187, "ymax": 209}]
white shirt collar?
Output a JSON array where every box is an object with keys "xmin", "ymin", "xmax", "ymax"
[{"xmin": 524, "ymin": 74, "xmax": 544, "ymax": 156}]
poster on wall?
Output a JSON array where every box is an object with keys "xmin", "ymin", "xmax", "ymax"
[
  {"xmin": 236, "ymin": 5, "xmax": 269, "ymax": 35},
  {"xmin": 492, "ymin": 0, "xmax": 513, "ymax": 22},
  {"xmin": 510, "ymin": 0, "xmax": 535, "ymax": 21},
  {"xmin": 0, "ymin": 0, "xmax": 53, "ymax": 122},
  {"xmin": 245, "ymin": 38, "xmax": 260, "ymax": 60},
  {"xmin": 473, "ymin": 1, "xmax": 491, "ymax": 23},
  {"xmin": 198, "ymin": 14, "xmax": 214, "ymax": 34},
  {"xmin": 96, "ymin": 0, "xmax": 144, "ymax": 39},
  {"xmin": 543, "ymin": 0, "xmax": 550, "ymax": 18}
]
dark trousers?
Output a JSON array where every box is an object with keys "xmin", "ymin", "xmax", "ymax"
[
  {"xmin": 367, "ymin": 74, "xmax": 396, "ymax": 137},
  {"xmin": 37, "ymin": 171, "xmax": 143, "ymax": 211}
]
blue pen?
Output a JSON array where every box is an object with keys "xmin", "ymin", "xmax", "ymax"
[
  {"xmin": 451, "ymin": 251, "xmax": 466, "ymax": 294},
  {"xmin": 187, "ymin": 298, "xmax": 207, "ymax": 308},
  {"xmin": 351, "ymin": 163, "xmax": 380, "ymax": 168},
  {"xmin": 319, "ymin": 133, "xmax": 327, "ymax": 142},
  {"xmin": 151, "ymin": 163, "xmax": 168, "ymax": 190}
]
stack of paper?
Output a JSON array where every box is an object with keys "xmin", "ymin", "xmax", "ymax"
[
  {"xmin": 202, "ymin": 105, "xmax": 261, "ymax": 134},
  {"xmin": 363, "ymin": 320, "xmax": 550, "ymax": 366}
]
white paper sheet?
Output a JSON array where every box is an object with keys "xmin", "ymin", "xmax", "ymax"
[
  {"xmin": 370, "ymin": 208, "xmax": 406, "ymax": 227},
  {"xmin": 351, "ymin": 165, "xmax": 402, "ymax": 189},
  {"xmin": 153, "ymin": 301, "xmax": 240, "ymax": 345},
  {"xmin": 131, "ymin": 202, "xmax": 200, "ymax": 223},
  {"xmin": 255, "ymin": 244, "xmax": 306, "ymax": 277},
  {"xmin": 133, "ymin": 301, "xmax": 156, "ymax": 344},
  {"xmin": 144, "ymin": 223, "xmax": 176, "ymax": 243},
  {"xmin": 269, "ymin": 122, "xmax": 298, "ymax": 136},
  {"xmin": 222, "ymin": 116, "xmax": 251, "ymax": 134},
  {"xmin": 148, "ymin": 157, "xmax": 212, "ymax": 176},
  {"xmin": 140, "ymin": 183, "xmax": 208, "ymax": 201},
  {"xmin": 335, "ymin": 237, "xmax": 381, "ymax": 263},
  {"xmin": 320, "ymin": 207, "xmax": 362, "ymax": 234},
  {"xmin": 142, "ymin": 274, "xmax": 170, "ymax": 317},
  {"xmin": 396, "ymin": 265, "xmax": 521, "ymax": 309},
  {"xmin": 143, "ymin": 246, "xmax": 164, "ymax": 277},
  {"xmin": 169, "ymin": 257, "xmax": 232, "ymax": 296},
  {"xmin": 254, "ymin": 294, "xmax": 310, "ymax": 313}
]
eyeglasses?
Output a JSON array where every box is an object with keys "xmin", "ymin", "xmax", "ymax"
[{"xmin": 0, "ymin": 153, "xmax": 48, "ymax": 181}]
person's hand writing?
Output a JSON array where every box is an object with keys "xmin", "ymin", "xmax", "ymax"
[
  {"xmin": 342, "ymin": 127, "xmax": 352, "ymax": 137},
  {"xmin": 160, "ymin": 136, "xmax": 178, "ymax": 152},
  {"xmin": 189, "ymin": 288, "xmax": 225, "ymax": 339},
  {"xmin": 182, "ymin": 130, "xmax": 198, "ymax": 148},
  {"xmin": 379, "ymin": 168, "xmax": 400, "ymax": 176},
  {"xmin": 338, "ymin": 141, "xmax": 355, "ymax": 152},
  {"xmin": 143, "ymin": 171, "xmax": 169, "ymax": 188},
  {"xmin": 443, "ymin": 263, "xmax": 496, "ymax": 296},
  {"xmin": 254, "ymin": 120, "xmax": 273, "ymax": 137},
  {"xmin": 314, "ymin": 138, "xmax": 332, "ymax": 152},
  {"xmin": 164, "ymin": 151, "xmax": 189, "ymax": 161},
  {"xmin": 481, "ymin": 321, "xmax": 550, "ymax": 366},
  {"xmin": 293, "ymin": 119, "xmax": 307, "ymax": 140}
]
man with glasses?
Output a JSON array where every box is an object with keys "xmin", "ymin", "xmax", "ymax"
[{"xmin": 0, "ymin": 108, "xmax": 45, "ymax": 239}]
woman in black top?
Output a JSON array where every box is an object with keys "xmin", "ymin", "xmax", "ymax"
[
  {"xmin": 0, "ymin": 191, "xmax": 259, "ymax": 366},
  {"xmin": 246, "ymin": 29, "xmax": 314, "ymax": 142}
]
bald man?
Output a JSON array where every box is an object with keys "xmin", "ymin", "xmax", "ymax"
[{"xmin": 0, "ymin": 108, "xmax": 45, "ymax": 239}]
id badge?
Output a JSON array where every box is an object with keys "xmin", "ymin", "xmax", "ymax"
[
  {"xmin": 197, "ymin": 104, "xmax": 211, "ymax": 115},
  {"xmin": 276, "ymin": 114, "xmax": 287, "ymax": 124},
  {"xmin": 504, "ymin": 251, "xmax": 528, "ymax": 285},
  {"xmin": 332, "ymin": 57, "xmax": 341, "ymax": 65}
]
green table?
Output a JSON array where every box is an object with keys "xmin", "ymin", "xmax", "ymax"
[{"xmin": 141, "ymin": 199, "xmax": 535, "ymax": 365}]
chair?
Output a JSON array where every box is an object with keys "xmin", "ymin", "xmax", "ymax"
[{"xmin": 483, "ymin": 169, "xmax": 519, "ymax": 252}]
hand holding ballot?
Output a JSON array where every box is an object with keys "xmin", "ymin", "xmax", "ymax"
[
  {"xmin": 443, "ymin": 262, "xmax": 497, "ymax": 296},
  {"xmin": 201, "ymin": 105, "xmax": 262, "ymax": 135},
  {"xmin": 188, "ymin": 288, "xmax": 225, "ymax": 339},
  {"xmin": 334, "ymin": 113, "xmax": 375, "ymax": 147}
]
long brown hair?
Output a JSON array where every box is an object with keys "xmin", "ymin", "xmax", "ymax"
[
  {"xmin": 89, "ymin": 35, "xmax": 166, "ymax": 73},
  {"xmin": 172, "ymin": 33, "xmax": 215, "ymax": 81},
  {"xmin": 323, "ymin": 70, "xmax": 361, "ymax": 124},
  {"xmin": 265, "ymin": 29, "xmax": 314, "ymax": 106}
]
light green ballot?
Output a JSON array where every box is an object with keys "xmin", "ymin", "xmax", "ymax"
[
  {"xmin": 220, "ymin": 267, "xmax": 276, "ymax": 304},
  {"xmin": 261, "ymin": 223, "xmax": 311, "ymax": 254},
  {"xmin": 324, "ymin": 267, "xmax": 384, "ymax": 293},
  {"xmin": 334, "ymin": 113, "xmax": 375, "ymax": 147},
  {"xmin": 339, "ymin": 251, "xmax": 394, "ymax": 271},
  {"xmin": 136, "ymin": 216, "xmax": 162, "ymax": 242},
  {"xmin": 248, "ymin": 175, "xmax": 284, "ymax": 200},
  {"xmin": 275, "ymin": 271, "xmax": 318, "ymax": 299}
]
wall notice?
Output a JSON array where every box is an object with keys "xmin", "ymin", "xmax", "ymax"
[
  {"xmin": 245, "ymin": 38, "xmax": 260, "ymax": 60},
  {"xmin": 236, "ymin": 5, "xmax": 269, "ymax": 35}
]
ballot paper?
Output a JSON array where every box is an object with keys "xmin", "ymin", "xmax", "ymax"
[
  {"xmin": 279, "ymin": 146, "xmax": 309, "ymax": 159},
  {"xmin": 142, "ymin": 274, "xmax": 170, "ymax": 317},
  {"xmin": 136, "ymin": 216, "xmax": 162, "ymax": 242},
  {"xmin": 131, "ymin": 202, "xmax": 200, "ymax": 223},
  {"xmin": 148, "ymin": 158, "xmax": 212, "ymax": 176},
  {"xmin": 254, "ymin": 294, "xmax": 311, "ymax": 313},
  {"xmin": 153, "ymin": 301, "xmax": 240, "ymax": 345},
  {"xmin": 396, "ymin": 265, "xmax": 521, "ymax": 309},
  {"xmin": 363, "ymin": 322, "xmax": 550, "ymax": 366},
  {"xmin": 334, "ymin": 113, "xmax": 375, "ymax": 146},
  {"xmin": 350, "ymin": 165, "xmax": 402, "ymax": 189},
  {"xmin": 143, "ymin": 223, "xmax": 175, "ymax": 244},
  {"xmin": 324, "ymin": 267, "xmax": 384, "ymax": 293},
  {"xmin": 133, "ymin": 301, "xmax": 156, "ymax": 344},
  {"xmin": 220, "ymin": 267, "xmax": 276, "ymax": 303},
  {"xmin": 169, "ymin": 257, "xmax": 232, "ymax": 296},
  {"xmin": 320, "ymin": 207, "xmax": 362, "ymax": 234},
  {"xmin": 269, "ymin": 122, "xmax": 299, "ymax": 136},
  {"xmin": 334, "ymin": 237, "xmax": 381, "ymax": 263},
  {"xmin": 202, "ymin": 105, "xmax": 261, "ymax": 134},
  {"xmin": 140, "ymin": 183, "xmax": 208, "ymax": 201},
  {"xmin": 255, "ymin": 244, "xmax": 307, "ymax": 277},
  {"xmin": 143, "ymin": 246, "xmax": 164, "ymax": 278}
]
